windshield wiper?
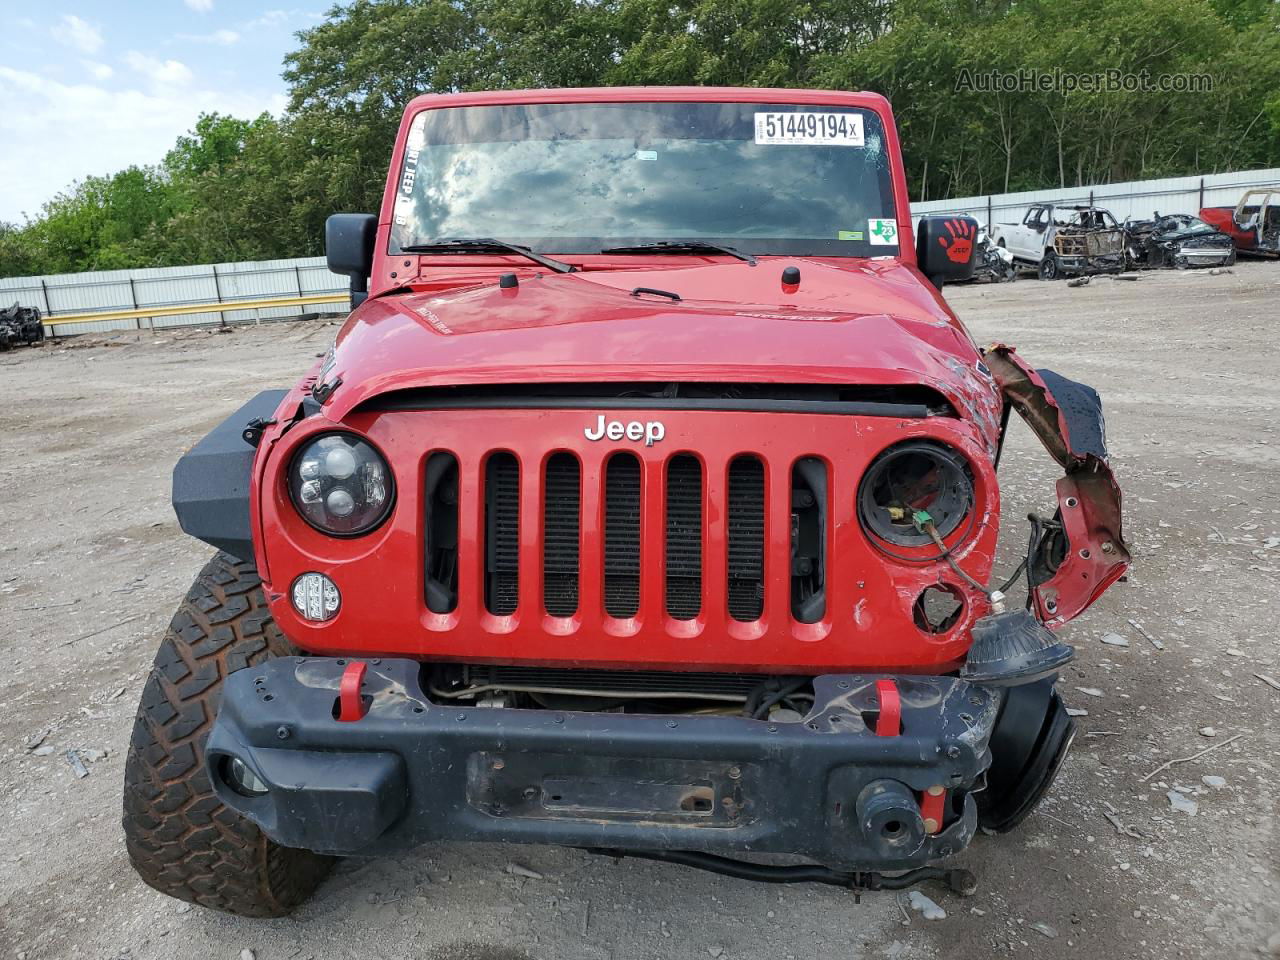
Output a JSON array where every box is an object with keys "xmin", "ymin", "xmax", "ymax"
[
  {"xmin": 400, "ymin": 238, "xmax": 575, "ymax": 274},
  {"xmin": 599, "ymin": 241, "xmax": 757, "ymax": 266}
]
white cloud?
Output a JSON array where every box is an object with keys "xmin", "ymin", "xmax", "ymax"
[
  {"xmin": 184, "ymin": 0, "xmax": 214, "ymax": 11},
  {"xmin": 243, "ymin": 10, "xmax": 288, "ymax": 30},
  {"xmin": 124, "ymin": 51, "xmax": 195, "ymax": 89},
  {"xmin": 0, "ymin": 65, "xmax": 286, "ymax": 223},
  {"xmin": 177, "ymin": 29, "xmax": 241, "ymax": 45},
  {"xmin": 51, "ymin": 15, "xmax": 103, "ymax": 55},
  {"xmin": 81, "ymin": 60, "xmax": 114, "ymax": 80}
]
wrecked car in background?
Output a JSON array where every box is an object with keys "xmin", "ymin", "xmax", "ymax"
[
  {"xmin": 1124, "ymin": 213, "xmax": 1236, "ymax": 270},
  {"xmin": 972, "ymin": 225, "xmax": 1018, "ymax": 282},
  {"xmin": 991, "ymin": 203, "xmax": 1124, "ymax": 280},
  {"xmin": 1200, "ymin": 189, "xmax": 1280, "ymax": 257},
  {"xmin": 121, "ymin": 86, "xmax": 1131, "ymax": 919},
  {"xmin": 0, "ymin": 302, "xmax": 45, "ymax": 352}
]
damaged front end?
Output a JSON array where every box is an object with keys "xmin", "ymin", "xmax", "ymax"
[{"xmin": 984, "ymin": 344, "xmax": 1130, "ymax": 627}]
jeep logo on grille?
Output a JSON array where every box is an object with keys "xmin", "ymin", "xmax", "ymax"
[{"xmin": 584, "ymin": 414, "xmax": 665, "ymax": 446}]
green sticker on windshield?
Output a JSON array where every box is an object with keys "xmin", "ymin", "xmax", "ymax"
[
  {"xmin": 868, "ymin": 218, "xmax": 898, "ymax": 245},
  {"xmin": 837, "ymin": 230, "xmax": 865, "ymax": 241}
]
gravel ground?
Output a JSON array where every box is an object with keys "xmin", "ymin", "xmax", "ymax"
[{"xmin": 1, "ymin": 261, "xmax": 1278, "ymax": 960}]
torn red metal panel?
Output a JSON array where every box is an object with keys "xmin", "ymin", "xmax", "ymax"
[{"xmin": 984, "ymin": 344, "xmax": 1130, "ymax": 626}]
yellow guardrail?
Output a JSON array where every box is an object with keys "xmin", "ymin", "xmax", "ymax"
[{"xmin": 43, "ymin": 292, "xmax": 350, "ymax": 328}]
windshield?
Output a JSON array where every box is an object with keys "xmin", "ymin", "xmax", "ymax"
[
  {"xmin": 1156, "ymin": 215, "xmax": 1215, "ymax": 235},
  {"xmin": 390, "ymin": 101, "xmax": 899, "ymax": 258}
]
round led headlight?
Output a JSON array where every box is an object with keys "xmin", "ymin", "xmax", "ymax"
[
  {"xmin": 857, "ymin": 440, "xmax": 974, "ymax": 548},
  {"xmin": 288, "ymin": 433, "xmax": 393, "ymax": 536}
]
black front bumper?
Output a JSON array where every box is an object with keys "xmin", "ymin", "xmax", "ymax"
[{"xmin": 207, "ymin": 658, "xmax": 1000, "ymax": 870}]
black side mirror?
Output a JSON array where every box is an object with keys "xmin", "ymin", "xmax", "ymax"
[
  {"xmin": 916, "ymin": 215, "xmax": 979, "ymax": 291},
  {"xmin": 326, "ymin": 213, "xmax": 377, "ymax": 308}
]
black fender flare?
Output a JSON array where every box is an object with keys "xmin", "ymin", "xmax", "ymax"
[{"xmin": 172, "ymin": 390, "xmax": 288, "ymax": 560}]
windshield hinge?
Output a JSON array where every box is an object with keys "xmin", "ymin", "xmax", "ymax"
[{"xmin": 241, "ymin": 417, "xmax": 277, "ymax": 448}]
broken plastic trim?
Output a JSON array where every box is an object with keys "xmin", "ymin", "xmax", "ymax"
[{"xmin": 984, "ymin": 344, "xmax": 1130, "ymax": 625}]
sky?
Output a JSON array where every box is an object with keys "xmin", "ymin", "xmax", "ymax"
[{"xmin": 0, "ymin": 1, "xmax": 324, "ymax": 223}]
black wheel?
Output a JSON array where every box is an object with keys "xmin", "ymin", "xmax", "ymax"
[
  {"xmin": 1225, "ymin": 248, "xmax": 1237, "ymax": 267},
  {"xmin": 122, "ymin": 552, "xmax": 333, "ymax": 917},
  {"xmin": 977, "ymin": 678, "xmax": 1076, "ymax": 832},
  {"xmin": 1038, "ymin": 252, "xmax": 1060, "ymax": 281}
]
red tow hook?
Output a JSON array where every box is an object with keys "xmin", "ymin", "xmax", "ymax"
[
  {"xmin": 920, "ymin": 785, "xmax": 947, "ymax": 834},
  {"xmin": 338, "ymin": 660, "xmax": 369, "ymax": 722},
  {"xmin": 874, "ymin": 678, "xmax": 901, "ymax": 737}
]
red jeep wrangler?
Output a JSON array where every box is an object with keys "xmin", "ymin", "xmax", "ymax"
[{"xmin": 123, "ymin": 87, "xmax": 1129, "ymax": 917}]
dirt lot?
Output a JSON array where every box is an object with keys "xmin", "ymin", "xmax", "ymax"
[{"xmin": 1, "ymin": 262, "xmax": 1278, "ymax": 960}]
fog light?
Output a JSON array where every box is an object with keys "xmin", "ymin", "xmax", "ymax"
[
  {"xmin": 291, "ymin": 572, "xmax": 340, "ymax": 622},
  {"xmin": 224, "ymin": 756, "xmax": 268, "ymax": 797}
]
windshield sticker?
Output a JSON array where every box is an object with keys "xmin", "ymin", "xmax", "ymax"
[
  {"xmin": 837, "ymin": 230, "xmax": 865, "ymax": 241},
  {"xmin": 868, "ymin": 219, "xmax": 899, "ymax": 246},
  {"xmin": 635, "ymin": 150, "xmax": 657, "ymax": 161},
  {"xmin": 754, "ymin": 112, "xmax": 864, "ymax": 147}
]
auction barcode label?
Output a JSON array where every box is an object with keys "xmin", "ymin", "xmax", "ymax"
[{"xmin": 754, "ymin": 112, "xmax": 864, "ymax": 147}]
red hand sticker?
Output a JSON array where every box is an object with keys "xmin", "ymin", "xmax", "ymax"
[{"xmin": 938, "ymin": 218, "xmax": 975, "ymax": 265}]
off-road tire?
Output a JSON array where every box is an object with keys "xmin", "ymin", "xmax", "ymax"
[
  {"xmin": 1038, "ymin": 251, "xmax": 1060, "ymax": 281},
  {"xmin": 122, "ymin": 552, "xmax": 333, "ymax": 917}
]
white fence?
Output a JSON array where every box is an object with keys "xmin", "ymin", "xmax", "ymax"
[
  {"xmin": 3, "ymin": 165, "xmax": 1279, "ymax": 337},
  {"xmin": 0, "ymin": 258, "xmax": 348, "ymax": 337},
  {"xmin": 911, "ymin": 167, "xmax": 1280, "ymax": 228}
]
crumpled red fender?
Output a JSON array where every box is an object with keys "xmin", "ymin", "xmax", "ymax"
[{"xmin": 985, "ymin": 344, "xmax": 1130, "ymax": 626}]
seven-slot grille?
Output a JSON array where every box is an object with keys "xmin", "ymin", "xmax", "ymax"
[{"xmin": 428, "ymin": 449, "xmax": 825, "ymax": 624}]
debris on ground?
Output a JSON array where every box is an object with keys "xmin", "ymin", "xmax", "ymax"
[
  {"xmin": 1198, "ymin": 726, "xmax": 1217, "ymax": 737},
  {"xmin": 906, "ymin": 890, "xmax": 947, "ymax": 921},
  {"xmin": 1031, "ymin": 922, "xmax": 1059, "ymax": 939},
  {"xmin": 1140, "ymin": 733, "xmax": 1244, "ymax": 782},
  {"xmin": 1075, "ymin": 687, "xmax": 1105, "ymax": 698},
  {"xmin": 505, "ymin": 863, "xmax": 545, "ymax": 880},
  {"xmin": 1127, "ymin": 618, "xmax": 1166, "ymax": 650},
  {"xmin": 1254, "ymin": 672, "xmax": 1280, "ymax": 692},
  {"xmin": 1104, "ymin": 810, "xmax": 1145, "ymax": 839},
  {"xmin": 1068, "ymin": 276, "xmax": 1092, "ymax": 288},
  {"xmin": 23, "ymin": 727, "xmax": 52, "ymax": 751},
  {"xmin": 65, "ymin": 750, "xmax": 89, "ymax": 779},
  {"xmin": 1066, "ymin": 707, "xmax": 1089, "ymax": 717},
  {"xmin": 1167, "ymin": 791, "xmax": 1199, "ymax": 816},
  {"xmin": 1100, "ymin": 632, "xmax": 1129, "ymax": 647},
  {"xmin": 1201, "ymin": 776, "xmax": 1227, "ymax": 790}
]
